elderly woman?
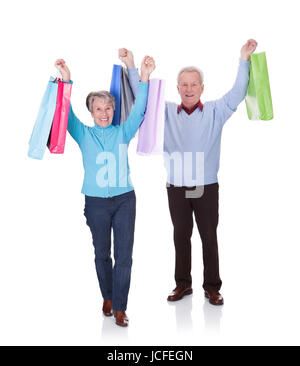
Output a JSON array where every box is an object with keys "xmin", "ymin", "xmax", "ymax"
[{"xmin": 55, "ymin": 56, "xmax": 155, "ymax": 327}]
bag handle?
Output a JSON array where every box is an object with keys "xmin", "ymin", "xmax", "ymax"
[{"xmin": 56, "ymin": 70, "xmax": 62, "ymax": 82}]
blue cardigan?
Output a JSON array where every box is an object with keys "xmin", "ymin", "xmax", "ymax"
[{"xmin": 67, "ymin": 81, "xmax": 149, "ymax": 197}]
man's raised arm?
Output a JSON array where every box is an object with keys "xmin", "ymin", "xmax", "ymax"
[
  {"xmin": 119, "ymin": 48, "xmax": 140, "ymax": 97},
  {"xmin": 215, "ymin": 39, "xmax": 258, "ymax": 124}
]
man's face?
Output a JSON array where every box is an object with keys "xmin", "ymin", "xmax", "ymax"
[
  {"xmin": 177, "ymin": 71, "xmax": 204, "ymax": 108},
  {"xmin": 91, "ymin": 98, "xmax": 114, "ymax": 127}
]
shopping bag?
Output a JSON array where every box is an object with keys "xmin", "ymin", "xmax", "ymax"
[
  {"xmin": 28, "ymin": 77, "xmax": 58, "ymax": 159},
  {"xmin": 109, "ymin": 64, "xmax": 122, "ymax": 125},
  {"xmin": 137, "ymin": 79, "xmax": 166, "ymax": 154},
  {"xmin": 47, "ymin": 79, "xmax": 72, "ymax": 153},
  {"xmin": 120, "ymin": 67, "xmax": 135, "ymax": 124},
  {"xmin": 245, "ymin": 52, "xmax": 273, "ymax": 120}
]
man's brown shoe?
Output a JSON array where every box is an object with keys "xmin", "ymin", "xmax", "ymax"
[
  {"xmin": 102, "ymin": 300, "xmax": 113, "ymax": 317},
  {"xmin": 167, "ymin": 286, "xmax": 193, "ymax": 302},
  {"xmin": 114, "ymin": 311, "xmax": 129, "ymax": 327},
  {"xmin": 205, "ymin": 290, "xmax": 224, "ymax": 305}
]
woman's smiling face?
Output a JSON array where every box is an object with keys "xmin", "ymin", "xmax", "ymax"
[{"xmin": 91, "ymin": 97, "xmax": 114, "ymax": 127}]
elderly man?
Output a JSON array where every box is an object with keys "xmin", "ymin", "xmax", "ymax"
[{"xmin": 119, "ymin": 39, "xmax": 257, "ymax": 305}]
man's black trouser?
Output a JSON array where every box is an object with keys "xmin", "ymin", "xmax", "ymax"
[{"xmin": 167, "ymin": 183, "xmax": 222, "ymax": 291}]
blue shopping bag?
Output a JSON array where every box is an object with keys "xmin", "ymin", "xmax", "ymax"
[
  {"xmin": 109, "ymin": 64, "xmax": 122, "ymax": 126},
  {"xmin": 28, "ymin": 77, "xmax": 58, "ymax": 159}
]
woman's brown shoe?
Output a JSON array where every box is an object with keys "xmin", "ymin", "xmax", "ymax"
[
  {"xmin": 114, "ymin": 311, "xmax": 129, "ymax": 327},
  {"xmin": 102, "ymin": 300, "xmax": 113, "ymax": 316}
]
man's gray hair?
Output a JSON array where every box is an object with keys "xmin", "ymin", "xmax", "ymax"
[
  {"xmin": 86, "ymin": 91, "xmax": 116, "ymax": 112},
  {"xmin": 177, "ymin": 66, "xmax": 204, "ymax": 85}
]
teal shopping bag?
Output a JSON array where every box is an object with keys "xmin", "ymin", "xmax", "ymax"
[
  {"xmin": 245, "ymin": 52, "xmax": 273, "ymax": 120},
  {"xmin": 28, "ymin": 77, "xmax": 58, "ymax": 159}
]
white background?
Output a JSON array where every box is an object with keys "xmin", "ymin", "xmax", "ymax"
[{"xmin": 0, "ymin": 0, "xmax": 300, "ymax": 346}]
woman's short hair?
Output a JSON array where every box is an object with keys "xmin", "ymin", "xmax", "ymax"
[
  {"xmin": 177, "ymin": 66, "xmax": 204, "ymax": 85},
  {"xmin": 86, "ymin": 91, "xmax": 116, "ymax": 112}
]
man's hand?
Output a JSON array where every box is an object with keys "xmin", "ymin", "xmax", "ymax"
[
  {"xmin": 140, "ymin": 56, "xmax": 155, "ymax": 82},
  {"xmin": 240, "ymin": 39, "xmax": 258, "ymax": 61},
  {"xmin": 54, "ymin": 59, "xmax": 71, "ymax": 82},
  {"xmin": 119, "ymin": 48, "xmax": 135, "ymax": 68}
]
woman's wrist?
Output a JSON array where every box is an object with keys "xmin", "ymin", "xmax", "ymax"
[
  {"xmin": 140, "ymin": 73, "xmax": 149, "ymax": 82},
  {"xmin": 62, "ymin": 74, "xmax": 71, "ymax": 82}
]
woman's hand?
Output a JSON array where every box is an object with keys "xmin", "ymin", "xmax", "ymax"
[
  {"xmin": 119, "ymin": 48, "xmax": 135, "ymax": 69},
  {"xmin": 140, "ymin": 56, "xmax": 155, "ymax": 82},
  {"xmin": 54, "ymin": 59, "xmax": 71, "ymax": 82},
  {"xmin": 240, "ymin": 39, "xmax": 258, "ymax": 61}
]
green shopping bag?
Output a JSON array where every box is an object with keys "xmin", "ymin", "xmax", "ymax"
[{"xmin": 245, "ymin": 52, "xmax": 273, "ymax": 120}]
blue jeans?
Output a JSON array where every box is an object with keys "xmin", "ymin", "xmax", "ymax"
[{"xmin": 84, "ymin": 190, "xmax": 136, "ymax": 311}]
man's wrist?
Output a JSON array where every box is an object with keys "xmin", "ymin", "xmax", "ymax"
[
  {"xmin": 125, "ymin": 62, "xmax": 135, "ymax": 69},
  {"xmin": 240, "ymin": 54, "xmax": 250, "ymax": 61}
]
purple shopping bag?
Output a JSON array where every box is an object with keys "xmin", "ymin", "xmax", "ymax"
[{"xmin": 137, "ymin": 79, "xmax": 165, "ymax": 154}]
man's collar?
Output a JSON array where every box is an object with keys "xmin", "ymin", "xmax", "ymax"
[{"xmin": 177, "ymin": 100, "xmax": 203, "ymax": 115}]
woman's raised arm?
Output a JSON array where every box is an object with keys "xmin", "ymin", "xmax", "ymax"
[{"xmin": 54, "ymin": 59, "xmax": 71, "ymax": 82}]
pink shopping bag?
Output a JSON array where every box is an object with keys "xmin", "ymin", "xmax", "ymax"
[{"xmin": 47, "ymin": 79, "xmax": 72, "ymax": 153}]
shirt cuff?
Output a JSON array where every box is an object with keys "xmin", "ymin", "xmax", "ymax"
[
  {"xmin": 138, "ymin": 80, "xmax": 149, "ymax": 86},
  {"xmin": 62, "ymin": 79, "xmax": 73, "ymax": 84},
  {"xmin": 128, "ymin": 67, "xmax": 139, "ymax": 74},
  {"xmin": 239, "ymin": 58, "xmax": 251, "ymax": 66}
]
